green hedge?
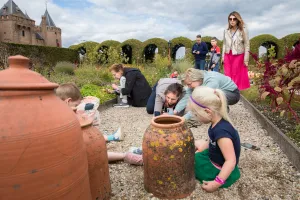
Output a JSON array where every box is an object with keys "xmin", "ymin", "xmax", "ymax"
[
  {"xmin": 142, "ymin": 38, "xmax": 168, "ymax": 58},
  {"xmin": 1, "ymin": 42, "xmax": 78, "ymax": 67},
  {"xmin": 95, "ymin": 40, "xmax": 121, "ymax": 52},
  {"xmin": 250, "ymin": 34, "xmax": 284, "ymax": 63},
  {"xmin": 119, "ymin": 39, "xmax": 143, "ymax": 64},
  {"xmin": 69, "ymin": 41, "xmax": 99, "ymax": 64},
  {"xmin": 281, "ymin": 33, "xmax": 300, "ymax": 49},
  {"xmin": 171, "ymin": 37, "xmax": 193, "ymax": 60},
  {"xmin": 64, "ymin": 33, "xmax": 298, "ymax": 65}
]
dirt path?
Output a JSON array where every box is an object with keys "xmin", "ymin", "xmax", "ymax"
[{"xmin": 100, "ymin": 102, "xmax": 300, "ymax": 200}]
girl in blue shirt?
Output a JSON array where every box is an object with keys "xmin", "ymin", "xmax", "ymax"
[{"xmin": 188, "ymin": 86, "xmax": 241, "ymax": 192}]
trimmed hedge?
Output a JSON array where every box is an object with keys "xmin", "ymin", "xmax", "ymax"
[
  {"xmin": 0, "ymin": 42, "xmax": 78, "ymax": 68},
  {"xmin": 95, "ymin": 40, "xmax": 121, "ymax": 52},
  {"xmin": 281, "ymin": 33, "xmax": 300, "ymax": 49},
  {"xmin": 119, "ymin": 39, "xmax": 143, "ymax": 64},
  {"xmin": 69, "ymin": 41, "xmax": 99, "ymax": 52},
  {"xmin": 65, "ymin": 33, "xmax": 298, "ymax": 65},
  {"xmin": 171, "ymin": 37, "xmax": 193, "ymax": 60},
  {"xmin": 142, "ymin": 38, "xmax": 168, "ymax": 60},
  {"xmin": 250, "ymin": 34, "xmax": 284, "ymax": 63},
  {"xmin": 69, "ymin": 41, "xmax": 99, "ymax": 64}
]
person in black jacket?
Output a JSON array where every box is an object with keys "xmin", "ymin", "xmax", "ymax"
[
  {"xmin": 192, "ymin": 35, "xmax": 208, "ymax": 70},
  {"xmin": 109, "ymin": 64, "xmax": 152, "ymax": 107}
]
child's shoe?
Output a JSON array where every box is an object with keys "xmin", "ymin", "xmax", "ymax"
[
  {"xmin": 124, "ymin": 152, "xmax": 143, "ymax": 165},
  {"xmin": 113, "ymin": 127, "xmax": 123, "ymax": 141}
]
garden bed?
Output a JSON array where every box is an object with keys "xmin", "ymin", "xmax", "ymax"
[{"xmin": 240, "ymin": 95, "xmax": 300, "ymax": 171}]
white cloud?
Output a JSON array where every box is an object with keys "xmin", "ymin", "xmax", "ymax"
[{"xmin": 0, "ymin": 0, "xmax": 299, "ymax": 47}]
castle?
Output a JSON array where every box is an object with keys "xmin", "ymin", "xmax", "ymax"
[{"xmin": 0, "ymin": 0, "xmax": 61, "ymax": 47}]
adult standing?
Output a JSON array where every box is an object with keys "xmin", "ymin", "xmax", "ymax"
[
  {"xmin": 109, "ymin": 64, "xmax": 152, "ymax": 107},
  {"xmin": 192, "ymin": 35, "xmax": 208, "ymax": 70},
  {"xmin": 222, "ymin": 11, "xmax": 250, "ymax": 90}
]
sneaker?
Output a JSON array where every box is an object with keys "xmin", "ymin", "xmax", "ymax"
[
  {"xmin": 113, "ymin": 102, "xmax": 129, "ymax": 108},
  {"xmin": 129, "ymin": 147, "xmax": 143, "ymax": 155},
  {"xmin": 113, "ymin": 127, "xmax": 124, "ymax": 141},
  {"xmin": 124, "ymin": 152, "xmax": 143, "ymax": 165}
]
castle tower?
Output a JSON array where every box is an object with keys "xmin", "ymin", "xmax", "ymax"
[
  {"xmin": 0, "ymin": 0, "xmax": 35, "ymax": 44},
  {"xmin": 40, "ymin": 9, "xmax": 61, "ymax": 47}
]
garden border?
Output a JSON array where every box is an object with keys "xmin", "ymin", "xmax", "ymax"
[{"xmin": 240, "ymin": 95, "xmax": 300, "ymax": 171}]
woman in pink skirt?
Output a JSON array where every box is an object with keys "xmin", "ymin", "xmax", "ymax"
[{"xmin": 222, "ymin": 11, "xmax": 250, "ymax": 90}]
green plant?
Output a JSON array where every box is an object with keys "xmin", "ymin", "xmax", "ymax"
[
  {"xmin": 74, "ymin": 64, "xmax": 113, "ymax": 87},
  {"xmin": 172, "ymin": 58, "xmax": 193, "ymax": 74},
  {"xmin": 287, "ymin": 125, "xmax": 300, "ymax": 147},
  {"xmin": 54, "ymin": 62, "xmax": 75, "ymax": 75},
  {"xmin": 80, "ymin": 84, "xmax": 115, "ymax": 104},
  {"xmin": 48, "ymin": 73, "xmax": 76, "ymax": 85},
  {"xmin": 250, "ymin": 43, "xmax": 300, "ymax": 122}
]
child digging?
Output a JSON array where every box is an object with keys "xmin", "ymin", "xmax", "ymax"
[
  {"xmin": 55, "ymin": 83, "xmax": 143, "ymax": 165},
  {"xmin": 55, "ymin": 83, "xmax": 123, "ymax": 141},
  {"xmin": 188, "ymin": 86, "xmax": 241, "ymax": 192}
]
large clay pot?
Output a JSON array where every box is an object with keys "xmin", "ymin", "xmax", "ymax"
[
  {"xmin": 78, "ymin": 116, "xmax": 111, "ymax": 200},
  {"xmin": 143, "ymin": 115, "xmax": 195, "ymax": 199},
  {"xmin": 0, "ymin": 55, "xmax": 92, "ymax": 200}
]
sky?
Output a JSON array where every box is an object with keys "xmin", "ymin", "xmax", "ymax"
[{"xmin": 1, "ymin": 0, "xmax": 299, "ymax": 52}]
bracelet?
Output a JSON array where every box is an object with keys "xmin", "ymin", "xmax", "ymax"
[{"xmin": 215, "ymin": 176, "xmax": 226, "ymax": 185}]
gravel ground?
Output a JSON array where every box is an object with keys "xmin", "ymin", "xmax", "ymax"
[{"xmin": 100, "ymin": 101, "xmax": 300, "ymax": 200}]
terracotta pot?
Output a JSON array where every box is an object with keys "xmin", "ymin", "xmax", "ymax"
[
  {"xmin": 142, "ymin": 115, "xmax": 195, "ymax": 199},
  {"xmin": 78, "ymin": 115, "xmax": 111, "ymax": 200},
  {"xmin": 0, "ymin": 55, "xmax": 92, "ymax": 200}
]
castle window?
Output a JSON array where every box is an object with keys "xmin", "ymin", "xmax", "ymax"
[
  {"xmin": 55, "ymin": 32, "xmax": 57, "ymax": 35},
  {"xmin": 22, "ymin": 30, "xmax": 25, "ymax": 37},
  {"xmin": 4, "ymin": 32, "xmax": 6, "ymax": 34}
]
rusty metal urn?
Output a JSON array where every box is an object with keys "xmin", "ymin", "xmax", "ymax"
[
  {"xmin": 78, "ymin": 116, "xmax": 111, "ymax": 200},
  {"xmin": 0, "ymin": 55, "xmax": 92, "ymax": 200},
  {"xmin": 142, "ymin": 115, "xmax": 195, "ymax": 199}
]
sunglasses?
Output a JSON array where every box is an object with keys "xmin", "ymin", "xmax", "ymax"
[{"xmin": 229, "ymin": 17, "xmax": 237, "ymax": 21}]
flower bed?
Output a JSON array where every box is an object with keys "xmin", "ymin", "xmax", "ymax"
[{"xmin": 242, "ymin": 44, "xmax": 300, "ymax": 148}]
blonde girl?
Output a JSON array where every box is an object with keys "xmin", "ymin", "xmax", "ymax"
[{"xmin": 189, "ymin": 86, "xmax": 241, "ymax": 192}]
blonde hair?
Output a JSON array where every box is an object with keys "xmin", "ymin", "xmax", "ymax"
[
  {"xmin": 188, "ymin": 86, "xmax": 233, "ymax": 125},
  {"xmin": 184, "ymin": 68, "xmax": 205, "ymax": 82},
  {"xmin": 55, "ymin": 83, "xmax": 82, "ymax": 101}
]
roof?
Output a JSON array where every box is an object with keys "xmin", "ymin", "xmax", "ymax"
[
  {"xmin": 35, "ymin": 32, "xmax": 44, "ymax": 40},
  {"xmin": 25, "ymin": 11, "xmax": 31, "ymax": 19},
  {"xmin": 0, "ymin": 0, "xmax": 27, "ymax": 18},
  {"xmin": 41, "ymin": 9, "xmax": 56, "ymax": 27}
]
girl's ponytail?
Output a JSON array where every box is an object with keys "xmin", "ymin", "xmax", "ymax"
[{"xmin": 214, "ymin": 89, "xmax": 233, "ymax": 125}]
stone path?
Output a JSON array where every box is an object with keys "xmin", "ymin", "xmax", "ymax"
[{"xmin": 100, "ymin": 101, "xmax": 300, "ymax": 200}]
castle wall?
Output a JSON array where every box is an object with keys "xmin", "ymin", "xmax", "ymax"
[{"xmin": 0, "ymin": 12, "xmax": 62, "ymax": 48}]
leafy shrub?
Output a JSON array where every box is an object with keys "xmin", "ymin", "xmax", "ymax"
[
  {"xmin": 172, "ymin": 58, "xmax": 193, "ymax": 74},
  {"xmin": 250, "ymin": 43, "xmax": 300, "ymax": 122},
  {"xmin": 54, "ymin": 62, "xmax": 75, "ymax": 75},
  {"xmin": 80, "ymin": 84, "xmax": 115, "ymax": 104},
  {"xmin": 287, "ymin": 125, "xmax": 300, "ymax": 147},
  {"xmin": 48, "ymin": 73, "xmax": 76, "ymax": 85},
  {"xmin": 74, "ymin": 64, "xmax": 113, "ymax": 87}
]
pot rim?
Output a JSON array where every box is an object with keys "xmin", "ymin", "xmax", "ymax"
[{"xmin": 151, "ymin": 115, "xmax": 185, "ymax": 129}]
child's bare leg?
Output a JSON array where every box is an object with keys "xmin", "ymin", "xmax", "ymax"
[
  {"xmin": 195, "ymin": 139, "xmax": 209, "ymax": 152},
  {"xmin": 107, "ymin": 152, "xmax": 126, "ymax": 162},
  {"xmin": 107, "ymin": 152, "xmax": 143, "ymax": 165}
]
